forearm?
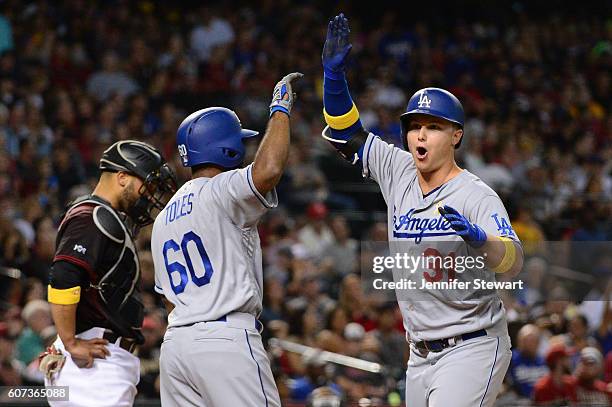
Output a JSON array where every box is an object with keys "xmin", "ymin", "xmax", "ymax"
[
  {"xmin": 323, "ymin": 73, "xmax": 363, "ymax": 137},
  {"xmin": 322, "ymin": 13, "xmax": 361, "ymax": 138},
  {"xmin": 251, "ymin": 112, "xmax": 290, "ymax": 194},
  {"xmin": 50, "ymin": 303, "xmax": 78, "ymax": 348},
  {"xmin": 322, "ymin": 74, "xmax": 369, "ymax": 163},
  {"xmin": 478, "ymin": 234, "xmax": 524, "ymax": 277},
  {"xmin": 48, "ymin": 265, "xmax": 82, "ymax": 348}
]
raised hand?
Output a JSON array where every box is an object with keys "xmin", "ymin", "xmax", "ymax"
[
  {"xmin": 322, "ymin": 13, "xmax": 352, "ymax": 78},
  {"xmin": 269, "ymin": 72, "xmax": 304, "ymax": 117}
]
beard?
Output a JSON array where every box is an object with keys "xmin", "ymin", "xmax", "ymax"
[{"xmin": 119, "ymin": 181, "xmax": 139, "ymax": 213}]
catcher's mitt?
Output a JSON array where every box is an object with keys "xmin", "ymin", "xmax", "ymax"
[{"xmin": 38, "ymin": 346, "xmax": 66, "ymax": 381}]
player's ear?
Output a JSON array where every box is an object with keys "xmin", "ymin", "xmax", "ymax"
[
  {"xmin": 452, "ymin": 128, "xmax": 463, "ymax": 147},
  {"xmin": 117, "ymin": 171, "xmax": 130, "ymax": 188}
]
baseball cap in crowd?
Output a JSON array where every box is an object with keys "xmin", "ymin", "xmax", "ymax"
[
  {"xmin": 580, "ymin": 347, "xmax": 603, "ymax": 366},
  {"xmin": 545, "ymin": 343, "xmax": 569, "ymax": 368},
  {"xmin": 21, "ymin": 300, "xmax": 49, "ymax": 322},
  {"xmin": 307, "ymin": 202, "xmax": 328, "ymax": 221},
  {"xmin": 307, "ymin": 386, "xmax": 343, "ymax": 407}
]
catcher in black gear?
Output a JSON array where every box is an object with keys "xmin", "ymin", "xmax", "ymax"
[{"xmin": 42, "ymin": 140, "xmax": 176, "ymax": 407}]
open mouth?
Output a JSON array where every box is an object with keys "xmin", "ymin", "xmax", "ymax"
[{"xmin": 416, "ymin": 146, "xmax": 428, "ymax": 160}]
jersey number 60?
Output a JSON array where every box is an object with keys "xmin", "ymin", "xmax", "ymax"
[{"xmin": 162, "ymin": 231, "xmax": 214, "ymax": 295}]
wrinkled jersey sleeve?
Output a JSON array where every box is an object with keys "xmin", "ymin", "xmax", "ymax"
[
  {"xmin": 361, "ymin": 134, "xmax": 415, "ymax": 201},
  {"xmin": 471, "ymin": 195, "xmax": 520, "ymax": 242},
  {"xmin": 53, "ymin": 213, "xmax": 108, "ymax": 279},
  {"xmin": 209, "ymin": 163, "xmax": 278, "ymax": 228}
]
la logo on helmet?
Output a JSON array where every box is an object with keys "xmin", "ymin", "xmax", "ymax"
[{"xmin": 418, "ymin": 92, "xmax": 431, "ymax": 108}]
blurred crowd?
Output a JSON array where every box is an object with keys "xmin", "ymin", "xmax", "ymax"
[{"xmin": 0, "ymin": 1, "xmax": 610, "ymax": 405}]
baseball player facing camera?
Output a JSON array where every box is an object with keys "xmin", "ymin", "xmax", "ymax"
[
  {"xmin": 43, "ymin": 140, "xmax": 177, "ymax": 406},
  {"xmin": 322, "ymin": 14, "xmax": 524, "ymax": 406},
  {"xmin": 151, "ymin": 73, "xmax": 302, "ymax": 406}
]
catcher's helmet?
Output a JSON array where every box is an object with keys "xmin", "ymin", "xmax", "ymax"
[
  {"xmin": 400, "ymin": 87, "xmax": 465, "ymax": 150},
  {"xmin": 176, "ymin": 107, "xmax": 259, "ymax": 169},
  {"xmin": 99, "ymin": 140, "xmax": 177, "ymax": 227}
]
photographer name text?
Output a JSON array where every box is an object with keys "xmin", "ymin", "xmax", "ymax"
[{"xmin": 372, "ymin": 278, "xmax": 523, "ymax": 290}]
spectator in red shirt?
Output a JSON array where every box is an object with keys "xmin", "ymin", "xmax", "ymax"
[
  {"xmin": 533, "ymin": 343, "xmax": 577, "ymax": 405},
  {"xmin": 605, "ymin": 351, "xmax": 612, "ymax": 383},
  {"xmin": 573, "ymin": 347, "xmax": 612, "ymax": 406}
]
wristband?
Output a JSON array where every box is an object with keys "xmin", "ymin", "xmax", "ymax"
[{"xmin": 491, "ymin": 237, "xmax": 516, "ymax": 274}]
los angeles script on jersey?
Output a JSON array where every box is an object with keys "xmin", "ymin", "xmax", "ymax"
[{"xmin": 392, "ymin": 207, "xmax": 455, "ymax": 243}]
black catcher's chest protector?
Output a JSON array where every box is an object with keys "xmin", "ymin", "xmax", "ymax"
[{"xmin": 58, "ymin": 196, "xmax": 144, "ymax": 342}]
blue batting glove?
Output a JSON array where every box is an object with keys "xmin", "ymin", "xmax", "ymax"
[
  {"xmin": 322, "ymin": 13, "xmax": 352, "ymax": 80},
  {"xmin": 269, "ymin": 72, "xmax": 303, "ymax": 117},
  {"xmin": 438, "ymin": 205, "xmax": 487, "ymax": 248}
]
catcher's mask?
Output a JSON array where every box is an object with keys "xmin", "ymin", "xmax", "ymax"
[{"xmin": 99, "ymin": 140, "xmax": 177, "ymax": 228}]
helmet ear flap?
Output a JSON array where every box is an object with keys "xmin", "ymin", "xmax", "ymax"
[{"xmin": 222, "ymin": 148, "xmax": 239, "ymax": 159}]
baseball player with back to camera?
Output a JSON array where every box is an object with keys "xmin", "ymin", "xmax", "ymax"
[
  {"xmin": 41, "ymin": 140, "xmax": 177, "ymax": 406},
  {"xmin": 151, "ymin": 72, "xmax": 302, "ymax": 406},
  {"xmin": 321, "ymin": 14, "xmax": 524, "ymax": 406}
]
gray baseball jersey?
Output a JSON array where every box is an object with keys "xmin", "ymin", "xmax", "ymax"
[
  {"xmin": 152, "ymin": 163, "xmax": 282, "ymax": 406},
  {"xmin": 151, "ymin": 163, "xmax": 277, "ymax": 327},
  {"xmin": 362, "ymin": 134, "xmax": 519, "ymax": 341}
]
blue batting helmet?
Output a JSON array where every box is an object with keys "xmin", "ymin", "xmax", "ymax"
[
  {"xmin": 399, "ymin": 87, "xmax": 465, "ymax": 149},
  {"xmin": 176, "ymin": 107, "xmax": 259, "ymax": 169}
]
